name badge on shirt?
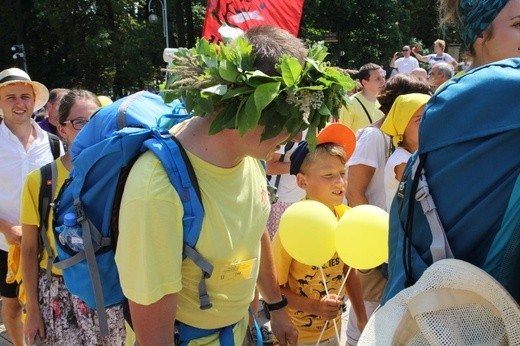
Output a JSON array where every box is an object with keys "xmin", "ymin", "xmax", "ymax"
[{"xmin": 218, "ymin": 258, "xmax": 257, "ymax": 283}]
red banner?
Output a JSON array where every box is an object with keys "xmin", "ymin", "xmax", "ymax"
[{"xmin": 202, "ymin": 0, "xmax": 305, "ymax": 44}]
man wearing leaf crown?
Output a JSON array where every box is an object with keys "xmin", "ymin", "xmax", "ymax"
[{"xmin": 115, "ymin": 25, "xmax": 356, "ymax": 346}]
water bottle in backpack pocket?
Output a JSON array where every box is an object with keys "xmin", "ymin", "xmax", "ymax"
[{"xmin": 57, "ymin": 212, "xmax": 84, "ymax": 252}]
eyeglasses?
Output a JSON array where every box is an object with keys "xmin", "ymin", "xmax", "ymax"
[
  {"xmin": 62, "ymin": 118, "xmax": 89, "ymax": 130},
  {"xmin": 402, "ymin": 49, "xmax": 410, "ymax": 52}
]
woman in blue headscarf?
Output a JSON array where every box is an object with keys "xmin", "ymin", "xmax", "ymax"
[
  {"xmin": 382, "ymin": 0, "xmax": 520, "ymax": 307},
  {"xmin": 440, "ymin": 0, "xmax": 520, "ymax": 68}
]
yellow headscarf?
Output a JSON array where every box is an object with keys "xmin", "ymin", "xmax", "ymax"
[{"xmin": 381, "ymin": 93, "xmax": 431, "ymax": 147}]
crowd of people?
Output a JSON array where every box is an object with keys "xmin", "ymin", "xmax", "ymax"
[{"xmin": 0, "ymin": 0, "xmax": 518, "ymax": 345}]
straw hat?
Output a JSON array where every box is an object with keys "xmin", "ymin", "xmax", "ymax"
[
  {"xmin": 359, "ymin": 259, "xmax": 520, "ymax": 345},
  {"xmin": 0, "ymin": 68, "xmax": 49, "ymax": 113}
]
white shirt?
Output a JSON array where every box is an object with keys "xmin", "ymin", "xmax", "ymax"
[
  {"xmin": 394, "ymin": 56, "xmax": 420, "ymax": 75},
  {"xmin": 346, "ymin": 127, "xmax": 390, "ymax": 210},
  {"xmin": 426, "ymin": 53, "xmax": 455, "ymax": 69},
  {"xmin": 0, "ymin": 119, "xmax": 59, "ymax": 251},
  {"xmin": 384, "ymin": 147, "xmax": 411, "ymax": 211},
  {"xmin": 269, "ymin": 142, "xmax": 305, "ymax": 203}
]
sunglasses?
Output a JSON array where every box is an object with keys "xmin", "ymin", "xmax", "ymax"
[
  {"xmin": 62, "ymin": 118, "xmax": 89, "ymax": 130},
  {"xmin": 402, "ymin": 49, "xmax": 410, "ymax": 52}
]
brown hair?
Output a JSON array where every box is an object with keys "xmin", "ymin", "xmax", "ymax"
[
  {"xmin": 48, "ymin": 88, "xmax": 70, "ymax": 105},
  {"xmin": 438, "ymin": 0, "xmax": 495, "ymax": 57},
  {"xmin": 58, "ymin": 89, "xmax": 101, "ymax": 124},
  {"xmin": 378, "ymin": 74, "xmax": 432, "ymax": 115},
  {"xmin": 357, "ymin": 63, "xmax": 382, "ymax": 83},
  {"xmin": 244, "ymin": 25, "xmax": 308, "ymax": 76}
]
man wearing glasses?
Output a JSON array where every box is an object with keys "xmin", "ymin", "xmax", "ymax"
[{"xmin": 389, "ymin": 45, "xmax": 420, "ymax": 75}]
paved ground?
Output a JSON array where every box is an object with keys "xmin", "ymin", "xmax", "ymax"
[{"xmin": 0, "ymin": 299, "xmax": 12, "ymax": 345}]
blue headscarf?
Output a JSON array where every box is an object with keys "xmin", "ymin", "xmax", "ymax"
[{"xmin": 459, "ymin": 0, "xmax": 510, "ymax": 48}]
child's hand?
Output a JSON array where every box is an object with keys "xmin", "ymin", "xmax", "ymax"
[{"xmin": 317, "ymin": 294, "xmax": 342, "ymax": 320}]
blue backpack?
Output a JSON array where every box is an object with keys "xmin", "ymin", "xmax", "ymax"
[
  {"xmin": 52, "ymin": 91, "xmax": 212, "ymax": 336},
  {"xmin": 382, "ymin": 58, "xmax": 520, "ymax": 305}
]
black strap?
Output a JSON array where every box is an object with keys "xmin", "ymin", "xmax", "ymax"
[
  {"xmin": 273, "ymin": 141, "xmax": 296, "ymax": 190},
  {"xmin": 47, "ymin": 133, "xmax": 61, "ymax": 160},
  {"xmin": 402, "ymin": 153, "xmax": 428, "ymax": 288},
  {"xmin": 354, "ymin": 96, "xmax": 373, "ymax": 124},
  {"xmin": 38, "ymin": 161, "xmax": 58, "ymax": 280}
]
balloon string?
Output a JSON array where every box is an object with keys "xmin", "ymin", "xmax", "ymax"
[
  {"xmin": 318, "ymin": 266, "xmax": 341, "ymax": 344},
  {"xmin": 316, "ymin": 320, "xmax": 328, "ymax": 346},
  {"xmin": 319, "ymin": 266, "xmax": 329, "ymax": 295},
  {"xmin": 337, "ymin": 266, "xmax": 352, "ymax": 296}
]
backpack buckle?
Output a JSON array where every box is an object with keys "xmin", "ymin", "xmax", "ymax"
[
  {"xmin": 73, "ymin": 201, "xmax": 87, "ymax": 223},
  {"xmin": 152, "ymin": 127, "xmax": 172, "ymax": 139},
  {"xmin": 415, "ymin": 174, "xmax": 429, "ymax": 202}
]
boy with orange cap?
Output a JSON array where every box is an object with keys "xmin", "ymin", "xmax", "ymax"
[{"xmin": 272, "ymin": 123, "xmax": 367, "ymax": 345}]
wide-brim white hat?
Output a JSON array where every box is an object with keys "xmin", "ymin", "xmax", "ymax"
[
  {"xmin": 359, "ymin": 259, "xmax": 520, "ymax": 345},
  {"xmin": 0, "ymin": 68, "xmax": 49, "ymax": 115}
]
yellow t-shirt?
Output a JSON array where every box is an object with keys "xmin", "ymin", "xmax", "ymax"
[
  {"xmin": 272, "ymin": 204, "xmax": 349, "ymax": 344},
  {"xmin": 115, "ymin": 149, "xmax": 270, "ymax": 332},
  {"xmin": 20, "ymin": 158, "xmax": 69, "ymax": 275},
  {"xmin": 339, "ymin": 93, "xmax": 384, "ymax": 132}
]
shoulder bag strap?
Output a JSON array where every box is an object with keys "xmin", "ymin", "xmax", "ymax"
[
  {"xmin": 354, "ymin": 96, "xmax": 373, "ymax": 123},
  {"xmin": 47, "ymin": 133, "xmax": 61, "ymax": 160}
]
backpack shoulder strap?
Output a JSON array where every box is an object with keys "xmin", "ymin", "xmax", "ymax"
[
  {"xmin": 38, "ymin": 161, "xmax": 58, "ymax": 279},
  {"xmin": 47, "ymin": 133, "xmax": 61, "ymax": 160},
  {"xmin": 354, "ymin": 95, "xmax": 373, "ymax": 124},
  {"xmin": 144, "ymin": 133, "xmax": 212, "ymax": 310},
  {"xmin": 401, "ymin": 153, "xmax": 453, "ymax": 287}
]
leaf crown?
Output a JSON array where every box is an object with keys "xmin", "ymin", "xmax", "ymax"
[{"xmin": 163, "ymin": 36, "xmax": 355, "ymax": 148}]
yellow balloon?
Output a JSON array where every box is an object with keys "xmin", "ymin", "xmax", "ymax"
[
  {"xmin": 335, "ymin": 205, "xmax": 389, "ymax": 270},
  {"xmin": 279, "ymin": 200, "xmax": 337, "ymax": 266}
]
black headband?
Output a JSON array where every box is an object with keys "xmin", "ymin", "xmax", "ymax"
[{"xmin": 0, "ymin": 75, "xmax": 30, "ymax": 84}]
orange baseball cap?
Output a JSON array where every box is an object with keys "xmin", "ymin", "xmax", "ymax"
[
  {"xmin": 317, "ymin": 123, "xmax": 356, "ymax": 160},
  {"xmin": 290, "ymin": 123, "xmax": 356, "ymax": 175}
]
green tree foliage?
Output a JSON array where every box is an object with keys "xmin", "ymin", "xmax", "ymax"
[
  {"xmin": 0, "ymin": 0, "xmax": 440, "ymax": 98},
  {"xmin": 299, "ymin": 0, "xmax": 437, "ymax": 72}
]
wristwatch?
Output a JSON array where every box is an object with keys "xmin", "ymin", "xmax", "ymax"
[{"xmin": 265, "ymin": 295, "xmax": 288, "ymax": 311}]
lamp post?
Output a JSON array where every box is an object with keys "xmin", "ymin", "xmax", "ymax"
[
  {"xmin": 148, "ymin": 0, "xmax": 169, "ymax": 48},
  {"xmin": 11, "ymin": 43, "xmax": 28, "ymax": 72}
]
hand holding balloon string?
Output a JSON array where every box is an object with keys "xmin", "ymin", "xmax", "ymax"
[{"xmin": 279, "ymin": 202, "xmax": 389, "ymax": 344}]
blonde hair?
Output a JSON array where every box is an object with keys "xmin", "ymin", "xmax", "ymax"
[
  {"xmin": 434, "ymin": 39, "xmax": 446, "ymax": 50},
  {"xmin": 299, "ymin": 143, "xmax": 347, "ymax": 174}
]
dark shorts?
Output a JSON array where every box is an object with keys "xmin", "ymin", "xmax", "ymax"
[{"xmin": 0, "ymin": 249, "xmax": 18, "ymax": 298}]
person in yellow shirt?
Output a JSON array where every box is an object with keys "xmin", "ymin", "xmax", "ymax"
[
  {"xmin": 339, "ymin": 63, "xmax": 385, "ymax": 132},
  {"xmin": 114, "ymin": 24, "xmax": 358, "ymax": 346},
  {"xmin": 272, "ymin": 124, "xmax": 367, "ymax": 345},
  {"xmin": 21, "ymin": 90, "xmax": 126, "ymax": 345}
]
